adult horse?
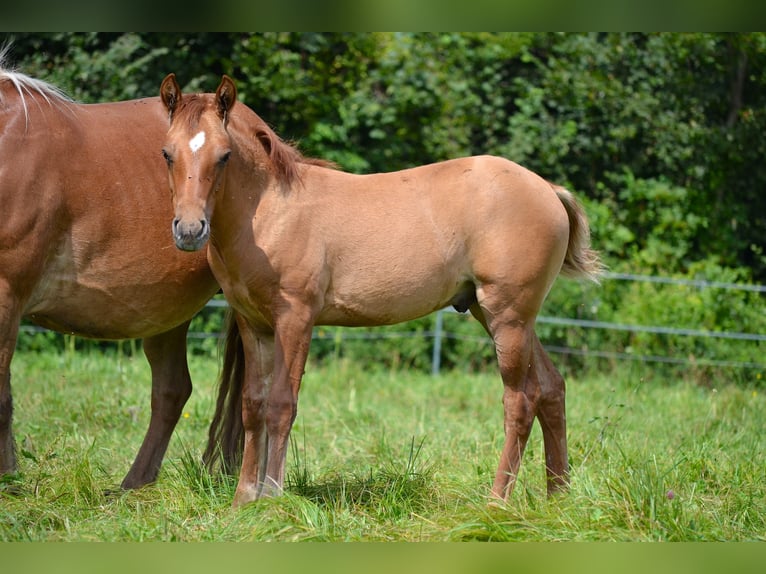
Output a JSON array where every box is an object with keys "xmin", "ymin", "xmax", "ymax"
[
  {"xmin": 0, "ymin": 58, "xmax": 243, "ymax": 491},
  {"xmin": 160, "ymin": 74, "xmax": 602, "ymax": 508}
]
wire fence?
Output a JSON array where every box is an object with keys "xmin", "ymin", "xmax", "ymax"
[
  {"xmin": 191, "ymin": 271, "xmax": 766, "ymax": 375},
  {"xmin": 19, "ymin": 272, "xmax": 765, "ymax": 375}
]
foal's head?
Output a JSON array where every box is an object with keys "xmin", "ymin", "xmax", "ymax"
[{"xmin": 160, "ymin": 73, "xmax": 236, "ymax": 252}]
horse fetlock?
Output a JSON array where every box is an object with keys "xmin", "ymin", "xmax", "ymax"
[
  {"xmin": 0, "ymin": 434, "xmax": 17, "ymax": 476},
  {"xmin": 232, "ymin": 483, "xmax": 261, "ymax": 508}
]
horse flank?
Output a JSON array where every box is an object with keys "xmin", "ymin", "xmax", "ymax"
[
  {"xmin": 233, "ymin": 98, "xmax": 601, "ymax": 283},
  {"xmin": 253, "ymin": 122, "xmax": 601, "ymax": 283}
]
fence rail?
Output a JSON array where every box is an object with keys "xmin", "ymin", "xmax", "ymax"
[
  {"xmin": 601, "ymin": 271, "xmax": 766, "ymax": 293},
  {"xmin": 19, "ymin": 272, "xmax": 765, "ymax": 375}
]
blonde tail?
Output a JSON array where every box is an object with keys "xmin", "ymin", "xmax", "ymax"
[{"xmin": 551, "ymin": 184, "xmax": 605, "ymax": 283}]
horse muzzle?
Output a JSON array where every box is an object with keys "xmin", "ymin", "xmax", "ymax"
[{"xmin": 172, "ymin": 217, "xmax": 209, "ymax": 252}]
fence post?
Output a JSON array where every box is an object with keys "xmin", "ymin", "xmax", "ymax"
[{"xmin": 431, "ymin": 309, "xmax": 444, "ymax": 376}]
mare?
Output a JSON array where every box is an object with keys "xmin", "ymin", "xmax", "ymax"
[
  {"xmin": 159, "ymin": 74, "xmax": 603, "ymax": 508},
  {"xmin": 0, "ymin": 59, "xmax": 242, "ymax": 490}
]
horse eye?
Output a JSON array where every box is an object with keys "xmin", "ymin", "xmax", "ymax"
[
  {"xmin": 219, "ymin": 151, "xmax": 232, "ymax": 165},
  {"xmin": 162, "ymin": 149, "xmax": 173, "ymax": 165}
]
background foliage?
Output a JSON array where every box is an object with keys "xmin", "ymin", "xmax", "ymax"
[{"xmin": 5, "ymin": 33, "xmax": 764, "ymax": 376}]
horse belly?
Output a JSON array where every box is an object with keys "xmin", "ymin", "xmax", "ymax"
[
  {"xmin": 24, "ymin": 241, "xmax": 215, "ymax": 340},
  {"xmin": 318, "ymin": 258, "xmax": 467, "ymax": 327}
]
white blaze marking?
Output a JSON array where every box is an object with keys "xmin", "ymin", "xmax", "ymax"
[{"xmin": 189, "ymin": 131, "xmax": 206, "ymax": 153}]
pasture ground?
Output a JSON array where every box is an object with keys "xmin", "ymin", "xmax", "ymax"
[{"xmin": 2, "ymin": 348, "xmax": 765, "ymax": 542}]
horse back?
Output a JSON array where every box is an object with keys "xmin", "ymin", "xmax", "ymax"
[{"xmin": 262, "ymin": 156, "xmax": 571, "ymax": 326}]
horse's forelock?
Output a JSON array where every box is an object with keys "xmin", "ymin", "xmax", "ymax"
[{"xmin": 173, "ymin": 95, "xmax": 209, "ymax": 129}]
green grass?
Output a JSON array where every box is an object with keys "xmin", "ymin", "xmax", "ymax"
[{"xmin": 2, "ymin": 349, "xmax": 765, "ymax": 541}]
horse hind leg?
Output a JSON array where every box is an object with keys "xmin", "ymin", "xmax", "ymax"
[
  {"xmin": 470, "ymin": 293, "xmax": 538, "ymax": 501},
  {"xmin": 471, "ymin": 300, "xmax": 569, "ymax": 500},
  {"xmin": 120, "ymin": 321, "xmax": 193, "ymax": 489},
  {"xmin": 492, "ymin": 323, "xmax": 539, "ymax": 501},
  {"xmin": 529, "ymin": 334, "xmax": 569, "ymax": 494}
]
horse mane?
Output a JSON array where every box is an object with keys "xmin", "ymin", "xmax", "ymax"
[
  {"xmin": 252, "ymin": 121, "xmax": 336, "ymax": 186},
  {"xmin": 0, "ymin": 45, "xmax": 74, "ymax": 125}
]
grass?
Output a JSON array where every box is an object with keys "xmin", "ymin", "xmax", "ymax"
[{"xmin": 2, "ymin": 348, "xmax": 765, "ymax": 541}]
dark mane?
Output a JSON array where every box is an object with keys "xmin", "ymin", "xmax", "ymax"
[{"xmin": 252, "ymin": 119, "xmax": 336, "ymax": 185}]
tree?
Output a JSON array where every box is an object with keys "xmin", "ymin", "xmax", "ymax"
[{"xmin": 6, "ymin": 32, "xmax": 765, "ymax": 278}]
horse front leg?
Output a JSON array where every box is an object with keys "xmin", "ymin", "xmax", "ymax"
[
  {"xmin": 121, "ymin": 321, "xmax": 193, "ymax": 489},
  {"xmin": 0, "ymin": 284, "xmax": 22, "ymax": 481},
  {"xmin": 232, "ymin": 322, "xmax": 275, "ymax": 508},
  {"xmin": 259, "ymin": 312, "xmax": 313, "ymax": 498}
]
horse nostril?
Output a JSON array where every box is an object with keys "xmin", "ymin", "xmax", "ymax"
[
  {"xmin": 199, "ymin": 219, "xmax": 208, "ymax": 237},
  {"xmin": 172, "ymin": 218, "xmax": 180, "ymax": 234}
]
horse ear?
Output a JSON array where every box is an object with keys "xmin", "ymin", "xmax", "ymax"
[
  {"xmin": 216, "ymin": 75, "xmax": 237, "ymax": 123},
  {"xmin": 160, "ymin": 73, "xmax": 182, "ymax": 121}
]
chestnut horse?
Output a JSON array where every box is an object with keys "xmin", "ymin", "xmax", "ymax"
[
  {"xmin": 160, "ymin": 74, "xmax": 602, "ymax": 508},
  {"xmin": 0, "ymin": 59, "xmax": 245, "ymax": 491}
]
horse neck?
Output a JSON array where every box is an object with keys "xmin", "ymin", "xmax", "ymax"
[
  {"xmin": 209, "ymin": 113, "xmax": 315, "ymax": 252},
  {"xmin": 209, "ymin": 138, "xmax": 272, "ymax": 248}
]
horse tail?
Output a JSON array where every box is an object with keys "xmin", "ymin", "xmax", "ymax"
[
  {"xmin": 551, "ymin": 184, "xmax": 605, "ymax": 283},
  {"xmin": 203, "ymin": 308, "xmax": 245, "ymax": 475}
]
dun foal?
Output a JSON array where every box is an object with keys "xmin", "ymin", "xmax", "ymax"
[{"xmin": 159, "ymin": 74, "xmax": 602, "ymax": 508}]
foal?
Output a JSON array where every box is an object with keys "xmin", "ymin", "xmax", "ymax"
[{"xmin": 159, "ymin": 74, "xmax": 602, "ymax": 508}]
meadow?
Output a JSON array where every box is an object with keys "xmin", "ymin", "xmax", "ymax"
[{"xmin": 1, "ymin": 347, "xmax": 764, "ymax": 542}]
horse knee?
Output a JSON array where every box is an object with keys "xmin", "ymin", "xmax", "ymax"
[
  {"xmin": 265, "ymin": 397, "xmax": 297, "ymax": 435},
  {"xmin": 241, "ymin": 390, "xmax": 266, "ymax": 432},
  {"xmin": 540, "ymin": 373, "xmax": 565, "ymax": 413},
  {"xmin": 152, "ymin": 379, "xmax": 192, "ymax": 411}
]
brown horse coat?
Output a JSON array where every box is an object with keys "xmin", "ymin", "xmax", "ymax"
[{"xmin": 0, "ymin": 61, "xmax": 225, "ymax": 489}]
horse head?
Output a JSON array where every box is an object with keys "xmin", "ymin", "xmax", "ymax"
[{"xmin": 160, "ymin": 73, "xmax": 236, "ymax": 252}]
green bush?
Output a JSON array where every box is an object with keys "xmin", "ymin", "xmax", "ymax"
[{"xmin": 8, "ymin": 34, "xmax": 765, "ymax": 383}]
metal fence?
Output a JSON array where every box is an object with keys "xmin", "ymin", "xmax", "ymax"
[
  {"xmin": 19, "ymin": 272, "xmax": 765, "ymax": 375},
  {"xmin": 297, "ymin": 271, "xmax": 765, "ymax": 375},
  {"xmin": 426, "ymin": 272, "xmax": 766, "ymax": 374}
]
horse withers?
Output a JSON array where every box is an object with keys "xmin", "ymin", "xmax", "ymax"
[
  {"xmin": 0, "ymin": 59, "xmax": 242, "ymax": 492},
  {"xmin": 160, "ymin": 73, "xmax": 602, "ymax": 508}
]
